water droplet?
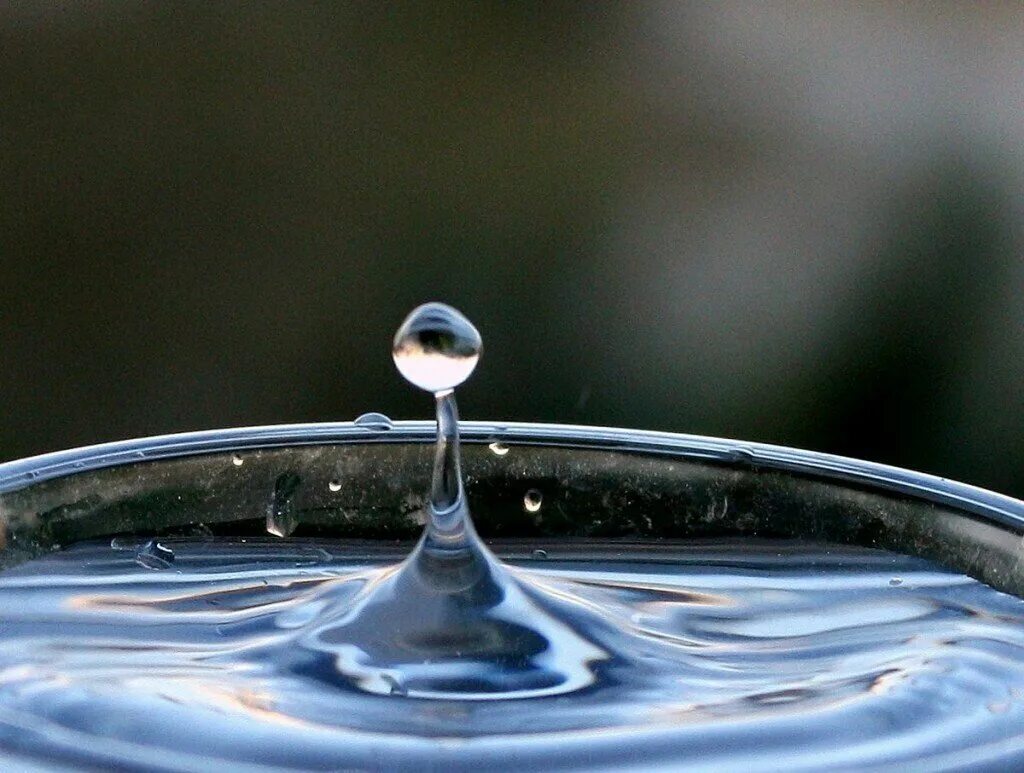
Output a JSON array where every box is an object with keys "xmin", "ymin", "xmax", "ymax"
[
  {"xmin": 354, "ymin": 412, "xmax": 393, "ymax": 431},
  {"xmin": 532, "ymin": 549, "xmax": 548, "ymax": 560},
  {"xmin": 266, "ymin": 472, "xmax": 301, "ymax": 538},
  {"xmin": 328, "ymin": 480, "xmax": 342, "ymax": 493},
  {"xmin": 488, "ymin": 441, "xmax": 510, "ymax": 457},
  {"xmin": 231, "ymin": 454, "xmax": 244, "ymax": 467},
  {"xmin": 524, "ymin": 489, "xmax": 543, "ymax": 514},
  {"xmin": 889, "ymin": 577, "xmax": 904, "ymax": 587},
  {"xmin": 110, "ymin": 536, "xmax": 137, "ymax": 551},
  {"xmin": 392, "ymin": 302, "xmax": 482, "ymax": 393},
  {"xmin": 135, "ymin": 540, "xmax": 174, "ymax": 570}
]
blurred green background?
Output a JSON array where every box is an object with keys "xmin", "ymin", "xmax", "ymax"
[{"xmin": 2, "ymin": 3, "xmax": 1022, "ymax": 496}]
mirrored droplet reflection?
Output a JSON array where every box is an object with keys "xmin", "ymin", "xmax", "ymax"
[{"xmin": 282, "ymin": 303, "xmax": 610, "ymax": 699}]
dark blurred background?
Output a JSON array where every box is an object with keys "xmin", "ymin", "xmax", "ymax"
[{"xmin": 2, "ymin": 3, "xmax": 1022, "ymax": 496}]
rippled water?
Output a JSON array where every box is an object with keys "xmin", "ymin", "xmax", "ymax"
[{"xmin": 0, "ymin": 538, "xmax": 1023, "ymax": 770}]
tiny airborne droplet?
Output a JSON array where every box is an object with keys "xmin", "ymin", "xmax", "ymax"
[
  {"xmin": 231, "ymin": 454, "xmax": 244, "ymax": 467},
  {"xmin": 524, "ymin": 489, "xmax": 543, "ymax": 513},
  {"xmin": 328, "ymin": 480, "xmax": 342, "ymax": 493},
  {"xmin": 488, "ymin": 442, "xmax": 509, "ymax": 457}
]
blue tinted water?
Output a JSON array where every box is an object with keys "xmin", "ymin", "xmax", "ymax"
[{"xmin": 0, "ymin": 538, "xmax": 1021, "ymax": 770}]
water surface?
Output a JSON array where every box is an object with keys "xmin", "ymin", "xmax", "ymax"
[{"xmin": 0, "ymin": 538, "xmax": 1022, "ymax": 771}]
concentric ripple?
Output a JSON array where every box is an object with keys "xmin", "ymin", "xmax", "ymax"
[{"xmin": 0, "ymin": 538, "xmax": 1023, "ymax": 771}]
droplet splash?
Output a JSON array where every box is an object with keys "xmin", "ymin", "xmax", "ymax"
[{"xmin": 292, "ymin": 303, "xmax": 607, "ymax": 699}]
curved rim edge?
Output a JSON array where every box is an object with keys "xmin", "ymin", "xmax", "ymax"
[{"xmin": 1, "ymin": 421, "xmax": 1022, "ymax": 529}]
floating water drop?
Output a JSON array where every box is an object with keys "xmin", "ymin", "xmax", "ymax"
[
  {"xmin": 110, "ymin": 536, "xmax": 137, "ymax": 551},
  {"xmin": 135, "ymin": 540, "xmax": 174, "ymax": 570},
  {"xmin": 532, "ymin": 549, "xmax": 548, "ymax": 560},
  {"xmin": 328, "ymin": 480, "xmax": 342, "ymax": 493},
  {"xmin": 266, "ymin": 472, "xmax": 300, "ymax": 538},
  {"xmin": 231, "ymin": 454, "xmax": 244, "ymax": 467},
  {"xmin": 354, "ymin": 412, "xmax": 393, "ymax": 431},
  {"xmin": 524, "ymin": 489, "xmax": 543, "ymax": 514},
  {"xmin": 890, "ymin": 577, "xmax": 904, "ymax": 587},
  {"xmin": 488, "ymin": 441, "xmax": 509, "ymax": 457},
  {"xmin": 392, "ymin": 302, "xmax": 481, "ymax": 394}
]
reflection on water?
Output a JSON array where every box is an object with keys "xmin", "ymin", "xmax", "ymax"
[{"xmin": 0, "ymin": 538, "xmax": 1023, "ymax": 769}]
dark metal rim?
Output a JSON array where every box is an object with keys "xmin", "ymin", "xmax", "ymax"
[{"xmin": 1, "ymin": 421, "xmax": 1021, "ymax": 530}]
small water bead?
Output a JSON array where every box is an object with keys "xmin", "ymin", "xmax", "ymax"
[
  {"xmin": 354, "ymin": 412, "xmax": 393, "ymax": 431},
  {"xmin": 524, "ymin": 489, "xmax": 543, "ymax": 513},
  {"xmin": 328, "ymin": 480, "xmax": 342, "ymax": 493},
  {"xmin": 231, "ymin": 454, "xmax": 244, "ymax": 467},
  {"xmin": 890, "ymin": 577, "xmax": 904, "ymax": 587},
  {"xmin": 392, "ymin": 303, "xmax": 482, "ymax": 393},
  {"xmin": 488, "ymin": 441, "xmax": 510, "ymax": 457},
  {"xmin": 532, "ymin": 549, "xmax": 548, "ymax": 560}
]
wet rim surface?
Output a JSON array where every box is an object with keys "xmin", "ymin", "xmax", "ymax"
[{"xmin": 1, "ymin": 421, "xmax": 1022, "ymax": 530}]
